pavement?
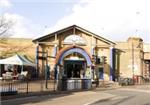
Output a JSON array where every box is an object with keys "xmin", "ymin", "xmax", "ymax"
[
  {"xmin": 2, "ymin": 84, "xmax": 150, "ymax": 105},
  {"xmin": 118, "ymin": 84, "xmax": 150, "ymax": 93},
  {"xmin": 1, "ymin": 79, "xmax": 150, "ymax": 105},
  {"xmin": 0, "ymin": 82, "xmax": 123, "ymax": 105},
  {"xmin": 1, "ymin": 90, "xmax": 116, "ymax": 105},
  {"xmin": 0, "ymin": 85, "xmax": 121, "ymax": 105},
  {"xmin": 91, "ymin": 84, "xmax": 150, "ymax": 105}
]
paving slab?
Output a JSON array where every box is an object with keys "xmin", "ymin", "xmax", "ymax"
[{"xmin": 1, "ymin": 91, "xmax": 115, "ymax": 105}]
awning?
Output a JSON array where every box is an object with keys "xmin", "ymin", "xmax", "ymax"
[{"xmin": 0, "ymin": 54, "xmax": 36, "ymax": 66}]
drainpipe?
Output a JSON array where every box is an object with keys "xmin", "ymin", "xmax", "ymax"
[{"xmin": 110, "ymin": 47, "xmax": 113, "ymax": 81}]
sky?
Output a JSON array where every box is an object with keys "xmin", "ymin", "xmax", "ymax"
[{"xmin": 0, "ymin": 0, "xmax": 150, "ymax": 43}]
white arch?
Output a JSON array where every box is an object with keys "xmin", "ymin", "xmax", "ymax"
[{"xmin": 64, "ymin": 34, "xmax": 87, "ymax": 45}]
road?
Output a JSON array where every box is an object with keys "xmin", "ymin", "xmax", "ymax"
[
  {"xmin": 92, "ymin": 85, "xmax": 150, "ymax": 105},
  {"xmin": 1, "ymin": 85, "xmax": 150, "ymax": 105}
]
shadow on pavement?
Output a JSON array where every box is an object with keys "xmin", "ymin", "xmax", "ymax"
[
  {"xmin": 1, "ymin": 90, "xmax": 90, "ymax": 105},
  {"xmin": 111, "ymin": 95, "xmax": 135, "ymax": 105}
]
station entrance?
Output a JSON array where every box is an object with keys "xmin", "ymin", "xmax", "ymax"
[{"xmin": 64, "ymin": 60, "xmax": 86, "ymax": 78}]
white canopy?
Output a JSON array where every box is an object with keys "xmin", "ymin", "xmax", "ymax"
[{"xmin": 0, "ymin": 54, "xmax": 36, "ymax": 66}]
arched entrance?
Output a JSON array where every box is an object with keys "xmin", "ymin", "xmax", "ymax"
[{"xmin": 55, "ymin": 46, "xmax": 92, "ymax": 79}]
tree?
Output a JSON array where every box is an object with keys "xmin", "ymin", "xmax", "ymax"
[
  {"xmin": 0, "ymin": 15, "xmax": 35, "ymax": 60},
  {"xmin": 0, "ymin": 15, "xmax": 14, "ymax": 42}
]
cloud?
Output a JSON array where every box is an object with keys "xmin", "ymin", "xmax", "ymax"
[
  {"xmin": 44, "ymin": 0, "xmax": 150, "ymax": 42},
  {"xmin": 0, "ymin": 0, "xmax": 12, "ymax": 8},
  {"xmin": 2, "ymin": 13, "xmax": 36, "ymax": 38}
]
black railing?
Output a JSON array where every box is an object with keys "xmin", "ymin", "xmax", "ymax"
[
  {"xmin": 118, "ymin": 76, "xmax": 150, "ymax": 86},
  {"xmin": 0, "ymin": 78, "xmax": 92, "ymax": 97},
  {"xmin": 118, "ymin": 77, "xmax": 134, "ymax": 86}
]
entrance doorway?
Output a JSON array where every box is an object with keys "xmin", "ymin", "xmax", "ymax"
[
  {"xmin": 64, "ymin": 60, "xmax": 85, "ymax": 78},
  {"xmin": 99, "ymin": 67, "xmax": 104, "ymax": 79}
]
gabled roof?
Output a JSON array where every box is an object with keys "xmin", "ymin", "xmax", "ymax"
[{"xmin": 33, "ymin": 25, "xmax": 116, "ymax": 45}]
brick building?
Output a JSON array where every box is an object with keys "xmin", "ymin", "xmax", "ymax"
[{"xmin": 33, "ymin": 25, "xmax": 150, "ymax": 84}]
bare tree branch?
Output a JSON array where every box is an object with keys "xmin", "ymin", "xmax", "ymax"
[
  {"xmin": 0, "ymin": 15, "xmax": 34, "ymax": 59},
  {"xmin": 0, "ymin": 15, "xmax": 14, "ymax": 41}
]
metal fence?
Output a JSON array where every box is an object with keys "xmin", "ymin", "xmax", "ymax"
[
  {"xmin": 118, "ymin": 77, "xmax": 134, "ymax": 86},
  {"xmin": 0, "ymin": 79, "xmax": 92, "ymax": 97},
  {"xmin": 118, "ymin": 76, "xmax": 150, "ymax": 86},
  {"xmin": 1, "ymin": 77, "xmax": 149, "ymax": 98},
  {"xmin": 0, "ymin": 79, "xmax": 57, "ymax": 96}
]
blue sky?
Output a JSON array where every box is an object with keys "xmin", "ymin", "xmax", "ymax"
[
  {"xmin": 0, "ymin": 0, "xmax": 150, "ymax": 43},
  {"xmin": 0, "ymin": 0, "xmax": 79, "ymax": 38},
  {"xmin": 9, "ymin": 0, "xmax": 77, "ymax": 26}
]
